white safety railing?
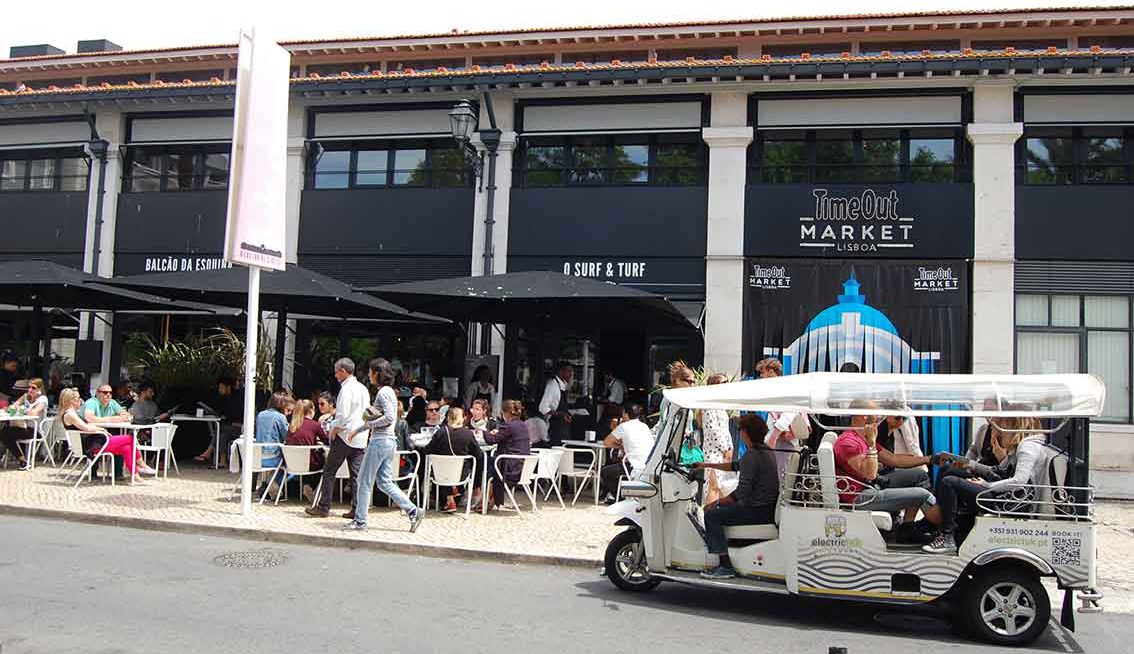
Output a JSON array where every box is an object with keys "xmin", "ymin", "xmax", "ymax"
[{"xmin": 975, "ymin": 484, "xmax": 1094, "ymax": 521}]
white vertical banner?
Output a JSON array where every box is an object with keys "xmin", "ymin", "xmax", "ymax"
[
  {"xmin": 224, "ymin": 28, "xmax": 290, "ymax": 271},
  {"xmin": 223, "ymin": 28, "xmax": 290, "ymax": 517}
]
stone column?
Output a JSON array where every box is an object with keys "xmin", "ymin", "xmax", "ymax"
[
  {"xmin": 277, "ymin": 105, "xmax": 307, "ymax": 390},
  {"xmin": 967, "ymin": 83, "xmax": 1022, "ymax": 374},
  {"xmin": 702, "ymin": 92, "xmax": 753, "ymax": 377},
  {"xmin": 81, "ymin": 111, "xmax": 125, "ymax": 387}
]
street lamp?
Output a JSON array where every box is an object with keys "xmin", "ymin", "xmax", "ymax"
[{"xmin": 449, "ymin": 96, "xmax": 502, "ymax": 354}]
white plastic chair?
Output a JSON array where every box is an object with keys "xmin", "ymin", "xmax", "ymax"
[
  {"xmin": 229, "ymin": 438, "xmax": 283, "ymax": 504},
  {"xmin": 424, "ymin": 454, "xmax": 475, "ymax": 517},
  {"xmin": 136, "ymin": 424, "xmax": 178, "ymax": 478},
  {"xmin": 66, "ymin": 431, "xmax": 116, "ymax": 489},
  {"xmin": 551, "ymin": 446, "xmax": 597, "ymax": 505},
  {"xmin": 60, "ymin": 430, "xmax": 87, "ymax": 472},
  {"xmin": 493, "ymin": 454, "xmax": 540, "ymax": 515},
  {"xmin": 394, "ymin": 449, "xmax": 421, "ymax": 505},
  {"xmin": 532, "ymin": 448, "xmax": 566, "ymax": 509},
  {"xmin": 276, "ymin": 444, "xmax": 326, "ymax": 505},
  {"xmin": 310, "ymin": 451, "xmax": 352, "ymax": 508},
  {"xmin": 615, "ymin": 456, "xmax": 633, "ymax": 501}
]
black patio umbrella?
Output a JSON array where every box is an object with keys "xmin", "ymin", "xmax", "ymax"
[
  {"xmin": 107, "ymin": 263, "xmax": 444, "ymax": 323},
  {"xmin": 0, "ymin": 260, "xmax": 239, "ymax": 314},
  {"xmin": 358, "ymin": 270, "xmax": 696, "ymax": 333}
]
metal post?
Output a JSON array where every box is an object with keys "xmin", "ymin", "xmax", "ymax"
[
  {"xmin": 274, "ymin": 307, "xmax": 288, "ymax": 390},
  {"xmin": 240, "ymin": 266, "xmax": 262, "ymax": 517},
  {"xmin": 477, "ymin": 93, "xmax": 502, "ymax": 356}
]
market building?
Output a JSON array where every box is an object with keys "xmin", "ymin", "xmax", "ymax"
[{"xmin": 1, "ymin": 6, "xmax": 1133, "ymax": 458}]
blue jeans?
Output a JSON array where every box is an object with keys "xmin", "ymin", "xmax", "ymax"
[
  {"xmin": 854, "ymin": 486, "xmax": 935, "ymax": 513},
  {"xmin": 353, "ymin": 437, "xmax": 417, "ymax": 526}
]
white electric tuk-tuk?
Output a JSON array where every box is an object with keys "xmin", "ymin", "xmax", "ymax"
[{"xmin": 603, "ymin": 373, "xmax": 1105, "ymax": 646}]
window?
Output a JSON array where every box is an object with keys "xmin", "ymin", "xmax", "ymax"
[
  {"xmin": 471, "ymin": 54, "xmax": 554, "ymax": 68},
  {"xmin": 22, "ymin": 78, "xmax": 81, "ymax": 90},
  {"xmin": 0, "ymin": 151, "xmax": 88, "ymax": 192},
  {"xmin": 124, "ymin": 145, "xmax": 231, "ymax": 192},
  {"xmin": 655, "ymin": 47, "xmax": 738, "ymax": 61},
  {"xmin": 1020, "ymin": 127, "xmax": 1131, "ymax": 185},
  {"xmin": 753, "ymin": 128, "xmax": 961, "ymax": 184},
  {"xmin": 1016, "ymin": 293, "xmax": 1133, "ymax": 422},
  {"xmin": 154, "ymin": 69, "xmax": 224, "ymax": 83},
  {"xmin": 518, "ymin": 133, "xmax": 705, "ymax": 187},
  {"xmin": 563, "ymin": 51, "xmax": 649, "ymax": 64},
  {"xmin": 387, "ymin": 59, "xmax": 465, "ymax": 72},
  {"xmin": 859, "ymin": 40, "xmax": 961, "ymax": 56},
  {"xmin": 306, "ymin": 141, "xmax": 472, "ymax": 190},
  {"xmin": 87, "ymin": 73, "xmax": 152, "ymax": 86},
  {"xmin": 971, "ymin": 39, "xmax": 1068, "ymax": 52},
  {"xmin": 305, "ymin": 62, "xmax": 380, "ymax": 76},
  {"xmin": 762, "ymin": 43, "xmax": 851, "ymax": 58},
  {"xmin": 1082, "ymin": 35, "xmax": 1134, "ymax": 50}
]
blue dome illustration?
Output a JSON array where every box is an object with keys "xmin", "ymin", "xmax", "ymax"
[{"xmin": 804, "ymin": 272, "xmax": 898, "ymax": 336}]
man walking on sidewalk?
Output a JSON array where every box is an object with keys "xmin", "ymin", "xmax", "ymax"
[{"xmin": 306, "ymin": 358, "xmax": 370, "ymax": 518}]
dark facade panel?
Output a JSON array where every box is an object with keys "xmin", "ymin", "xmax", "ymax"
[
  {"xmin": 299, "ymin": 254, "xmax": 470, "ymax": 287},
  {"xmin": 744, "ymin": 184, "xmax": 974, "ymax": 259},
  {"xmin": 1016, "ymin": 186, "xmax": 1134, "ymax": 261},
  {"xmin": 508, "ymin": 187, "xmax": 708, "ymax": 257},
  {"xmin": 298, "ymin": 188, "xmax": 474, "ymax": 256},
  {"xmin": 1016, "ymin": 261, "xmax": 1134, "ymax": 294},
  {"xmin": 0, "ymin": 192, "xmax": 88, "ymax": 262},
  {"xmin": 114, "ymin": 191, "xmax": 228, "ymax": 254},
  {"xmin": 508, "ymin": 255, "xmax": 705, "ymax": 298}
]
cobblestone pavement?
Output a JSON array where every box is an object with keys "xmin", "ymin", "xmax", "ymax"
[{"xmin": 2, "ymin": 464, "xmax": 1132, "ymax": 614}]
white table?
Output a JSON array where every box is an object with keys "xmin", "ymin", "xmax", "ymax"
[
  {"xmin": 414, "ymin": 437, "xmax": 497, "ymax": 515},
  {"xmin": 561, "ymin": 439, "xmax": 608, "ymax": 505},
  {"xmin": 103, "ymin": 423, "xmax": 154, "ymax": 485},
  {"xmin": 0, "ymin": 413, "xmax": 41, "ymax": 469},
  {"xmin": 170, "ymin": 415, "xmax": 224, "ymax": 468}
]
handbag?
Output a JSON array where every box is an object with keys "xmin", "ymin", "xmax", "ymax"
[{"xmin": 679, "ymin": 433, "xmax": 705, "ymax": 466}]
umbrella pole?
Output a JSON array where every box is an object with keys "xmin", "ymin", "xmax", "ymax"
[
  {"xmin": 274, "ymin": 308, "xmax": 287, "ymax": 390},
  {"xmin": 240, "ymin": 266, "xmax": 262, "ymax": 517}
]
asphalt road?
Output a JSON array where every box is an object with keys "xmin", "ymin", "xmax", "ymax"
[{"xmin": 0, "ymin": 515, "xmax": 1129, "ymax": 653}]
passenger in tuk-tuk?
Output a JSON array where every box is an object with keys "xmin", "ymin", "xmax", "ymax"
[
  {"xmin": 923, "ymin": 418, "xmax": 1043, "ymax": 554},
  {"xmin": 694, "ymin": 414, "xmax": 779, "ymax": 580},
  {"xmin": 834, "ymin": 403, "xmax": 942, "ymax": 530}
]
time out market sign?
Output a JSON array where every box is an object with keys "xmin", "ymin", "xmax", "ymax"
[
  {"xmin": 800, "ymin": 189, "xmax": 913, "ymax": 253},
  {"xmin": 743, "ymin": 184, "xmax": 973, "ymax": 259}
]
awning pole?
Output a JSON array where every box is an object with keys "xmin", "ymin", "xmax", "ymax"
[{"xmin": 240, "ymin": 266, "xmax": 261, "ymax": 517}]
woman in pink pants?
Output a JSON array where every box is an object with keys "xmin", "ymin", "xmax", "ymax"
[{"xmin": 58, "ymin": 388, "xmax": 155, "ymax": 481}]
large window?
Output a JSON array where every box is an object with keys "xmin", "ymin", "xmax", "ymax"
[
  {"xmin": 752, "ymin": 128, "xmax": 963, "ymax": 184},
  {"xmin": 517, "ymin": 133, "xmax": 704, "ymax": 187},
  {"xmin": 0, "ymin": 150, "xmax": 88, "ymax": 192},
  {"xmin": 308, "ymin": 140, "xmax": 470, "ymax": 190},
  {"xmin": 1020, "ymin": 127, "xmax": 1131, "ymax": 185},
  {"xmin": 124, "ymin": 145, "xmax": 230, "ymax": 192},
  {"xmin": 1016, "ymin": 294, "xmax": 1132, "ymax": 423}
]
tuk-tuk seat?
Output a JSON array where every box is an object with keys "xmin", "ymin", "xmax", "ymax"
[
  {"xmin": 817, "ymin": 437, "xmax": 895, "ymax": 532},
  {"xmin": 724, "ymin": 524, "xmax": 779, "ymax": 540}
]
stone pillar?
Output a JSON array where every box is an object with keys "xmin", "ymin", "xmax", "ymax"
[
  {"xmin": 277, "ymin": 105, "xmax": 307, "ymax": 389},
  {"xmin": 967, "ymin": 83, "xmax": 1022, "ymax": 375},
  {"xmin": 702, "ymin": 93, "xmax": 753, "ymax": 377},
  {"xmin": 81, "ymin": 111, "xmax": 126, "ymax": 388}
]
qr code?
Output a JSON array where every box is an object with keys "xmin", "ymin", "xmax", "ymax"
[{"xmin": 1052, "ymin": 537, "xmax": 1082, "ymax": 566}]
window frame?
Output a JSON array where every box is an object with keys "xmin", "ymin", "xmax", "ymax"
[
  {"xmin": 1017, "ymin": 126, "xmax": 1134, "ymax": 185},
  {"xmin": 515, "ymin": 133, "xmax": 706, "ymax": 188},
  {"xmin": 124, "ymin": 143, "xmax": 232, "ymax": 193},
  {"xmin": 750, "ymin": 128, "xmax": 967, "ymax": 184},
  {"xmin": 0, "ymin": 149, "xmax": 89, "ymax": 193},
  {"xmin": 1014, "ymin": 292, "xmax": 1134, "ymax": 424},
  {"xmin": 306, "ymin": 139, "xmax": 473, "ymax": 190}
]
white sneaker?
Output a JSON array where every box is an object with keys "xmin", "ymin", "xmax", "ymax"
[{"xmin": 136, "ymin": 464, "xmax": 158, "ymax": 475}]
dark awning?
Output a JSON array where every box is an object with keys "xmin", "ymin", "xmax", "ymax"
[
  {"xmin": 360, "ymin": 270, "xmax": 696, "ymax": 333},
  {"xmin": 108, "ymin": 263, "xmax": 445, "ymax": 322}
]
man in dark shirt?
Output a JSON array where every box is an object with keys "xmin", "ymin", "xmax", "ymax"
[
  {"xmin": 695, "ymin": 413, "xmax": 779, "ymax": 579},
  {"xmin": 0, "ymin": 354, "xmax": 20, "ymax": 402}
]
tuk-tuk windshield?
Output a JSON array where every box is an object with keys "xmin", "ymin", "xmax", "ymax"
[{"xmin": 661, "ymin": 372, "xmax": 1106, "ymax": 418}]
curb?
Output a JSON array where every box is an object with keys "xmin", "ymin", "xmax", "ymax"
[{"xmin": 0, "ymin": 504, "xmax": 604, "ymax": 570}]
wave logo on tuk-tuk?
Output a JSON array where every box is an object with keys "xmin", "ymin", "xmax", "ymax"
[{"xmin": 812, "ymin": 515, "xmax": 863, "ymax": 549}]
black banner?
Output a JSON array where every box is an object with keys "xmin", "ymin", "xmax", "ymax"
[
  {"xmin": 745, "ymin": 184, "xmax": 974, "ymax": 258},
  {"xmin": 508, "ymin": 255, "xmax": 705, "ymax": 298},
  {"xmin": 745, "ymin": 258, "xmax": 971, "ymax": 453}
]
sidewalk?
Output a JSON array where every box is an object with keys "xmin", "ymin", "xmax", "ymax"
[{"xmin": 2, "ymin": 464, "xmax": 1133, "ymax": 613}]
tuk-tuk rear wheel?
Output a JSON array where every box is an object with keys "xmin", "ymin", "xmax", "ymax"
[
  {"xmin": 960, "ymin": 567, "xmax": 1050, "ymax": 646},
  {"xmin": 604, "ymin": 529, "xmax": 660, "ymax": 592}
]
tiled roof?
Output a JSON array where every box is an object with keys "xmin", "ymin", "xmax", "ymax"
[
  {"xmin": 2, "ymin": 5, "xmax": 1133, "ymax": 64},
  {"xmin": 1, "ymin": 47, "xmax": 1131, "ymax": 99}
]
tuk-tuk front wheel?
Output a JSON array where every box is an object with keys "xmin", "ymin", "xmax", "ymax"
[
  {"xmin": 961, "ymin": 568, "xmax": 1050, "ymax": 646},
  {"xmin": 604, "ymin": 529, "xmax": 660, "ymax": 592}
]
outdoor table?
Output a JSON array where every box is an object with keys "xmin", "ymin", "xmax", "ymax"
[
  {"xmin": 105, "ymin": 422, "xmax": 154, "ymax": 485},
  {"xmin": 412, "ymin": 435, "xmax": 497, "ymax": 515},
  {"xmin": 561, "ymin": 439, "xmax": 607, "ymax": 505},
  {"xmin": 0, "ymin": 413, "xmax": 40, "ymax": 469},
  {"xmin": 170, "ymin": 414, "xmax": 224, "ymax": 468}
]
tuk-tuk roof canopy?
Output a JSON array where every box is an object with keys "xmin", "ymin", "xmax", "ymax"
[{"xmin": 662, "ymin": 373, "xmax": 1106, "ymax": 418}]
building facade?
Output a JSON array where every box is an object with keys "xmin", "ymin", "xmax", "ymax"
[{"xmin": 1, "ymin": 7, "xmax": 1133, "ymax": 458}]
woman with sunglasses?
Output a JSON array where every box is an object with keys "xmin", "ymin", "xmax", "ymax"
[
  {"xmin": 0, "ymin": 378, "xmax": 48, "ymax": 470},
  {"xmin": 59, "ymin": 387, "xmax": 156, "ymax": 481}
]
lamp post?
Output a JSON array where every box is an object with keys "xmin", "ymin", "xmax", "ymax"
[{"xmin": 449, "ymin": 97, "xmax": 502, "ymax": 354}]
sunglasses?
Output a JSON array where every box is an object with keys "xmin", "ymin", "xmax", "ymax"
[
  {"xmin": 426, "ymin": 407, "xmax": 440, "ymax": 412},
  {"xmin": 97, "ymin": 390, "xmax": 112, "ymax": 395}
]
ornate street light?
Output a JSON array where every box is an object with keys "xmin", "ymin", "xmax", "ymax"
[{"xmin": 448, "ymin": 99, "xmax": 478, "ymax": 148}]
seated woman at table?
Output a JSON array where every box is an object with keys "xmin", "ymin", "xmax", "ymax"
[
  {"xmin": 255, "ymin": 390, "xmax": 294, "ymax": 494},
  {"xmin": 58, "ymin": 387, "xmax": 156, "ymax": 481},
  {"xmin": 483, "ymin": 399, "xmax": 530, "ymax": 510},
  {"xmin": 0, "ymin": 377, "xmax": 49, "ymax": 470},
  {"xmin": 422, "ymin": 406, "xmax": 483, "ymax": 513},
  {"xmin": 466, "ymin": 399, "xmax": 498, "ymax": 438},
  {"xmin": 316, "ymin": 392, "xmax": 335, "ymax": 430},
  {"xmin": 286, "ymin": 399, "xmax": 327, "ymax": 502}
]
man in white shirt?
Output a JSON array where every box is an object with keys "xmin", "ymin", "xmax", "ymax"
[
  {"xmin": 599, "ymin": 404, "xmax": 655, "ymax": 503},
  {"xmin": 306, "ymin": 358, "xmax": 371, "ymax": 519},
  {"xmin": 538, "ymin": 363, "xmax": 573, "ymax": 445},
  {"xmin": 597, "ymin": 370, "xmax": 627, "ymax": 425}
]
